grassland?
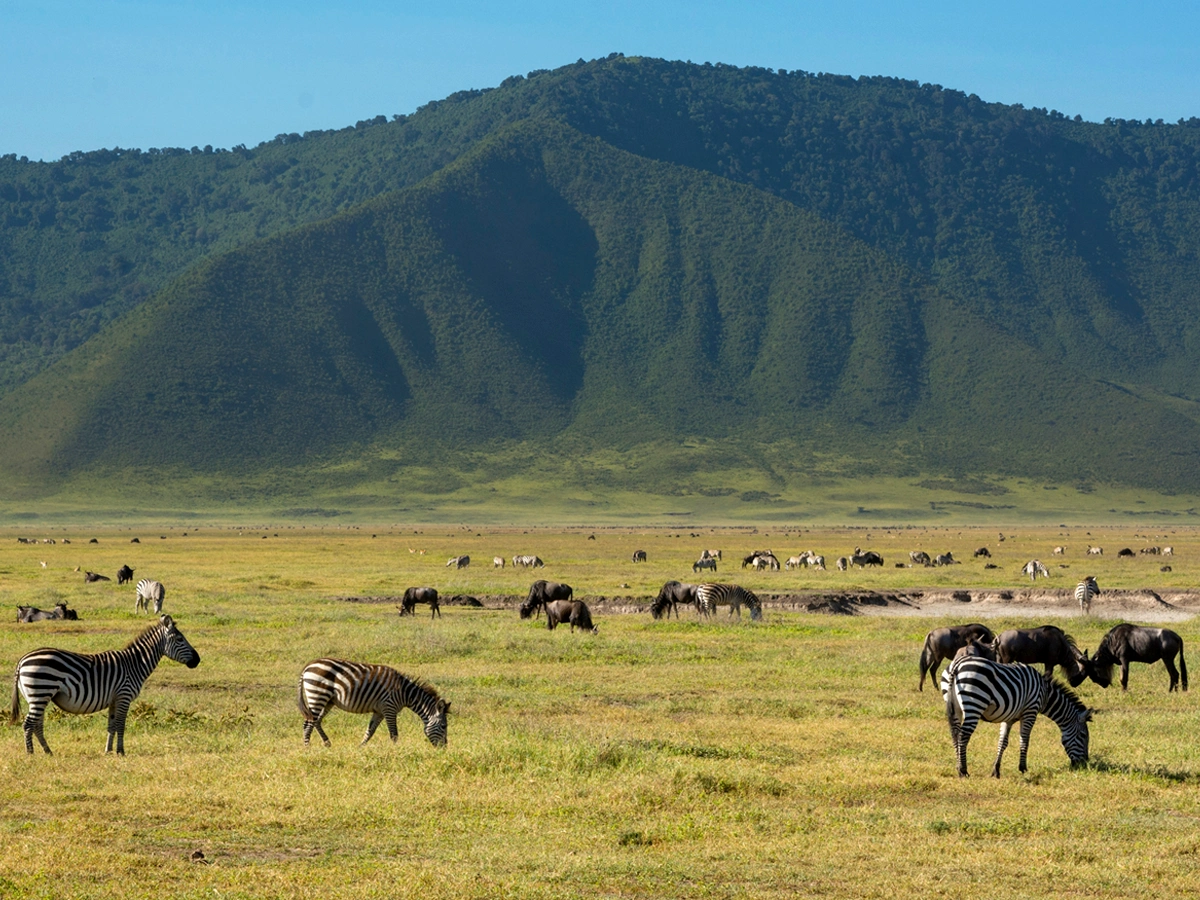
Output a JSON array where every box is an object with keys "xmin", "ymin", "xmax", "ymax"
[{"xmin": 2, "ymin": 524, "xmax": 1199, "ymax": 899}]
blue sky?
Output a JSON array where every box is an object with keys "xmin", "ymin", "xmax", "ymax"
[{"xmin": 3, "ymin": 0, "xmax": 1199, "ymax": 160}]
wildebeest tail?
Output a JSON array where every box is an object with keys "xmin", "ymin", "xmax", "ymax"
[
  {"xmin": 918, "ymin": 636, "xmax": 937, "ymax": 691},
  {"xmin": 1181, "ymin": 646, "xmax": 1188, "ymax": 692}
]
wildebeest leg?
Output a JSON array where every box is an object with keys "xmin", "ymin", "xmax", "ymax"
[
  {"xmin": 432, "ymin": 602, "xmax": 440, "ymax": 619},
  {"xmin": 361, "ymin": 712, "xmax": 384, "ymax": 745},
  {"xmin": 1164, "ymin": 656, "xmax": 1180, "ymax": 692},
  {"xmin": 1016, "ymin": 712, "xmax": 1037, "ymax": 774},
  {"xmin": 992, "ymin": 721, "xmax": 1013, "ymax": 778},
  {"xmin": 1121, "ymin": 660, "xmax": 1131, "ymax": 691}
]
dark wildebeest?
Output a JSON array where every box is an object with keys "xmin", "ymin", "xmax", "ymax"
[
  {"xmin": 545, "ymin": 599, "xmax": 597, "ymax": 634},
  {"xmin": 117, "ymin": 565, "xmax": 135, "ymax": 585},
  {"xmin": 1117, "ymin": 548, "xmax": 1135, "ymax": 558},
  {"xmin": 632, "ymin": 550, "xmax": 647, "ymax": 563},
  {"xmin": 995, "ymin": 626, "xmax": 1093, "ymax": 687},
  {"xmin": 1091, "ymin": 624, "xmax": 1188, "ymax": 692},
  {"xmin": 973, "ymin": 547, "xmax": 991, "ymax": 558},
  {"xmin": 850, "ymin": 550, "xmax": 884, "ymax": 567},
  {"xmin": 520, "ymin": 580, "xmax": 573, "ymax": 619},
  {"xmin": 399, "ymin": 587, "xmax": 441, "ymax": 618},
  {"xmin": 918, "ymin": 623, "xmax": 996, "ymax": 691},
  {"xmin": 84, "ymin": 571, "xmax": 110, "ymax": 583},
  {"xmin": 651, "ymin": 581, "xmax": 697, "ymax": 619},
  {"xmin": 953, "ymin": 638, "xmax": 997, "ymax": 662},
  {"xmin": 16, "ymin": 603, "xmax": 78, "ymax": 623}
]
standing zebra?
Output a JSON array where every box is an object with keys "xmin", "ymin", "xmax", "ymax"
[
  {"xmin": 11, "ymin": 615, "xmax": 201, "ymax": 755},
  {"xmin": 695, "ymin": 583, "xmax": 762, "ymax": 620},
  {"xmin": 298, "ymin": 658, "xmax": 450, "ymax": 747},
  {"xmin": 1075, "ymin": 576, "xmax": 1099, "ymax": 614},
  {"xmin": 135, "ymin": 579, "xmax": 165, "ymax": 614},
  {"xmin": 941, "ymin": 656, "xmax": 1091, "ymax": 777}
]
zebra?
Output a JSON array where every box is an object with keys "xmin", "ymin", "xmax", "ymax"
[
  {"xmin": 512, "ymin": 555, "xmax": 543, "ymax": 568},
  {"xmin": 135, "ymin": 579, "xmax": 165, "ymax": 614},
  {"xmin": 493, "ymin": 556, "xmax": 505, "ymax": 568},
  {"xmin": 940, "ymin": 656, "xmax": 1091, "ymax": 777},
  {"xmin": 1021, "ymin": 560, "xmax": 1050, "ymax": 581},
  {"xmin": 11, "ymin": 615, "xmax": 201, "ymax": 755},
  {"xmin": 695, "ymin": 583, "xmax": 762, "ymax": 620},
  {"xmin": 445, "ymin": 555, "xmax": 469, "ymax": 569},
  {"xmin": 297, "ymin": 658, "xmax": 450, "ymax": 747},
  {"xmin": 1075, "ymin": 576, "xmax": 1099, "ymax": 614}
]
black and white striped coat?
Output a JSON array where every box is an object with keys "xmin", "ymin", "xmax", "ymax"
[
  {"xmin": 11, "ymin": 615, "xmax": 201, "ymax": 755},
  {"xmin": 695, "ymin": 583, "xmax": 762, "ymax": 620},
  {"xmin": 298, "ymin": 658, "xmax": 450, "ymax": 747},
  {"xmin": 135, "ymin": 579, "xmax": 165, "ymax": 614},
  {"xmin": 941, "ymin": 657, "xmax": 1091, "ymax": 777},
  {"xmin": 1075, "ymin": 577, "xmax": 1099, "ymax": 614}
]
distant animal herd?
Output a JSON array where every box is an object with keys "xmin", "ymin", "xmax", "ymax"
[{"xmin": 8, "ymin": 536, "xmax": 1190, "ymax": 778}]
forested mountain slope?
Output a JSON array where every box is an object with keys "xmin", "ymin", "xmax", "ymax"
[{"xmin": 3, "ymin": 56, "xmax": 1200, "ymax": 497}]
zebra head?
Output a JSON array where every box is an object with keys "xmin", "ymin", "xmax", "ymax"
[
  {"xmin": 422, "ymin": 698, "xmax": 451, "ymax": 747},
  {"xmin": 160, "ymin": 615, "xmax": 201, "ymax": 669},
  {"xmin": 1044, "ymin": 676, "xmax": 1091, "ymax": 767}
]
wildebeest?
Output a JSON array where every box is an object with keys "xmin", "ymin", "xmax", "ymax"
[
  {"xmin": 849, "ymin": 550, "xmax": 883, "ymax": 567},
  {"xmin": 399, "ymin": 587, "xmax": 440, "ymax": 618},
  {"xmin": 953, "ymin": 638, "xmax": 997, "ymax": 662},
  {"xmin": 835, "ymin": 557, "xmax": 848, "ymax": 571},
  {"xmin": 995, "ymin": 626, "xmax": 1093, "ymax": 687},
  {"xmin": 116, "ymin": 565, "xmax": 135, "ymax": 585},
  {"xmin": 84, "ymin": 571, "xmax": 110, "ymax": 583},
  {"xmin": 741, "ymin": 550, "xmax": 779, "ymax": 569},
  {"xmin": 1140, "ymin": 546, "xmax": 1161, "ymax": 555},
  {"xmin": 692, "ymin": 556, "xmax": 717, "ymax": 573},
  {"xmin": 520, "ymin": 580, "xmax": 573, "ymax": 619},
  {"xmin": 493, "ymin": 556, "xmax": 505, "ymax": 568},
  {"xmin": 651, "ymin": 581, "xmax": 697, "ymax": 619},
  {"xmin": 1021, "ymin": 559, "xmax": 1050, "ymax": 581},
  {"xmin": 632, "ymin": 550, "xmax": 647, "ymax": 563},
  {"xmin": 1091, "ymin": 624, "xmax": 1187, "ymax": 692},
  {"xmin": 1117, "ymin": 548, "xmax": 1135, "ymax": 558},
  {"xmin": 16, "ymin": 602, "xmax": 79, "ymax": 623},
  {"xmin": 973, "ymin": 547, "xmax": 991, "ymax": 558},
  {"xmin": 918, "ymin": 623, "xmax": 996, "ymax": 691},
  {"xmin": 545, "ymin": 599, "xmax": 597, "ymax": 634},
  {"xmin": 446, "ymin": 555, "xmax": 469, "ymax": 569}
]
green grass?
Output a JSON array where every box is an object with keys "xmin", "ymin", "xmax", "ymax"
[{"xmin": 2, "ymin": 525, "xmax": 1199, "ymax": 897}]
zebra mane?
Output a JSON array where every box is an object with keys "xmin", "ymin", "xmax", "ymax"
[
  {"xmin": 123, "ymin": 620, "xmax": 167, "ymax": 650},
  {"xmin": 1044, "ymin": 675, "xmax": 1088, "ymax": 713},
  {"xmin": 404, "ymin": 673, "xmax": 442, "ymax": 704}
]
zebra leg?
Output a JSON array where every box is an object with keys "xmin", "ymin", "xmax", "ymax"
[
  {"xmin": 386, "ymin": 714, "xmax": 399, "ymax": 742},
  {"xmin": 955, "ymin": 716, "xmax": 978, "ymax": 777},
  {"xmin": 361, "ymin": 712, "xmax": 384, "ymax": 745},
  {"xmin": 1016, "ymin": 712, "xmax": 1037, "ymax": 773},
  {"xmin": 23, "ymin": 699, "xmax": 52, "ymax": 754},
  {"xmin": 313, "ymin": 716, "xmax": 332, "ymax": 747},
  {"xmin": 106, "ymin": 697, "xmax": 132, "ymax": 755},
  {"xmin": 992, "ymin": 722, "xmax": 1012, "ymax": 778}
]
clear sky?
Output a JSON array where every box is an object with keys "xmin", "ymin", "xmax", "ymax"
[{"xmin": 3, "ymin": 0, "xmax": 1199, "ymax": 161}]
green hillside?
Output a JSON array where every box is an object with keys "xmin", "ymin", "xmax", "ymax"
[
  {"xmin": 3, "ymin": 117, "xmax": 1200, "ymax": 505},
  {"xmin": 4, "ymin": 55, "xmax": 1200, "ymax": 506}
]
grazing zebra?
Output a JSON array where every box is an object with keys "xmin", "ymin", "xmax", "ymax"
[
  {"xmin": 1021, "ymin": 560, "xmax": 1050, "ymax": 581},
  {"xmin": 11, "ymin": 615, "xmax": 201, "ymax": 755},
  {"xmin": 445, "ymin": 555, "xmax": 469, "ymax": 569},
  {"xmin": 695, "ymin": 583, "xmax": 762, "ymax": 620},
  {"xmin": 1087, "ymin": 546, "xmax": 1103, "ymax": 556},
  {"xmin": 135, "ymin": 579, "xmax": 165, "ymax": 614},
  {"xmin": 1075, "ymin": 576, "xmax": 1099, "ymax": 614},
  {"xmin": 512, "ymin": 555, "xmax": 544, "ymax": 568},
  {"xmin": 297, "ymin": 658, "xmax": 450, "ymax": 747},
  {"xmin": 941, "ymin": 657, "xmax": 1091, "ymax": 777},
  {"xmin": 692, "ymin": 556, "xmax": 717, "ymax": 573},
  {"xmin": 493, "ymin": 556, "xmax": 505, "ymax": 568}
]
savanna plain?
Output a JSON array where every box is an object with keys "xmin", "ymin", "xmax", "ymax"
[{"xmin": 2, "ymin": 523, "xmax": 1199, "ymax": 899}]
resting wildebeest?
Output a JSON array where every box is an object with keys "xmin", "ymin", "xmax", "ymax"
[
  {"xmin": 1090, "ymin": 623, "xmax": 1188, "ymax": 692},
  {"xmin": 16, "ymin": 602, "xmax": 78, "ymax": 623},
  {"xmin": 84, "ymin": 571, "xmax": 110, "ymax": 583},
  {"xmin": 545, "ymin": 599, "xmax": 597, "ymax": 634},
  {"xmin": 651, "ymin": 581, "xmax": 697, "ymax": 619},
  {"xmin": 520, "ymin": 580, "xmax": 573, "ymax": 619},
  {"xmin": 399, "ymin": 587, "xmax": 440, "ymax": 618},
  {"xmin": 116, "ymin": 565, "xmax": 135, "ymax": 585},
  {"xmin": 918, "ymin": 623, "xmax": 996, "ymax": 691},
  {"xmin": 632, "ymin": 550, "xmax": 647, "ymax": 563},
  {"xmin": 995, "ymin": 626, "xmax": 1093, "ymax": 687}
]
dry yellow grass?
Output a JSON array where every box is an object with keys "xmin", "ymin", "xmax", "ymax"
[{"xmin": 1, "ymin": 525, "xmax": 1198, "ymax": 898}]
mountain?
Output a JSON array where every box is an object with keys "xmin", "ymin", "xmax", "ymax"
[{"xmin": 3, "ymin": 56, "xmax": 1200, "ymax": 500}]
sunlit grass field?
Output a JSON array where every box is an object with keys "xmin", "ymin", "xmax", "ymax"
[{"xmin": 2, "ymin": 525, "xmax": 1198, "ymax": 899}]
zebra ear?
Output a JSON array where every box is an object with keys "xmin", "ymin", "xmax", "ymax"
[{"xmin": 160, "ymin": 614, "xmax": 174, "ymax": 628}]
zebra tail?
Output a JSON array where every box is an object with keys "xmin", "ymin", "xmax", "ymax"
[
  {"xmin": 296, "ymin": 676, "xmax": 313, "ymax": 722},
  {"xmin": 10, "ymin": 672, "xmax": 21, "ymax": 726},
  {"xmin": 943, "ymin": 665, "xmax": 963, "ymax": 746}
]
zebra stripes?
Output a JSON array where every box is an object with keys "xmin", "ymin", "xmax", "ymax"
[
  {"xmin": 10, "ymin": 615, "xmax": 201, "ymax": 755},
  {"xmin": 1075, "ymin": 576, "xmax": 1099, "ymax": 614},
  {"xmin": 298, "ymin": 658, "xmax": 450, "ymax": 747},
  {"xmin": 941, "ymin": 657, "xmax": 1091, "ymax": 777},
  {"xmin": 695, "ymin": 583, "xmax": 762, "ymax": 620},
  {"xmin": 135, "ymin": 579, "xmax": 165, "ymax": 614}
]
